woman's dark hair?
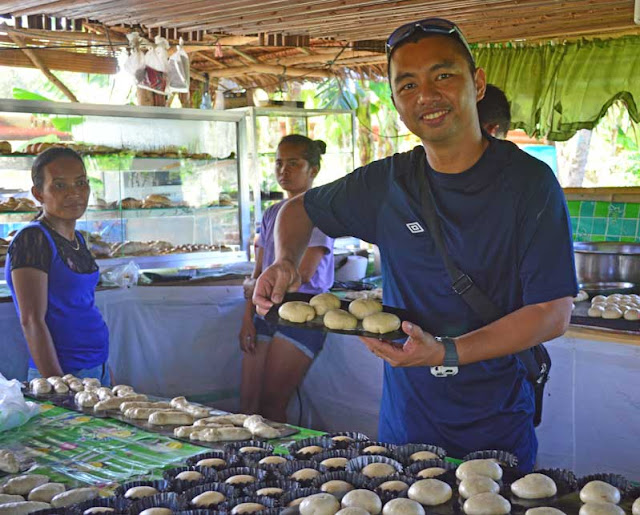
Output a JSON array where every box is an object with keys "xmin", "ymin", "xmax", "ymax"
[
  {"xmin": 278, "ymin": 135, "xmax": 327, "ymax": 170},
  {"xmin": 31, "ymin": 146, "xmax": 86, "ymax": 191}
]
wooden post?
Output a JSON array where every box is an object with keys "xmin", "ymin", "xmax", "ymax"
[{"xmin": 9, "ymin": 34, "xmax": 79, "ymax": 102}]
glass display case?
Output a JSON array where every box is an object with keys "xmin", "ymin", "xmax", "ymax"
[{"xmin": 0, "ymin": 100, "xmax": 250, "ymax": 276}]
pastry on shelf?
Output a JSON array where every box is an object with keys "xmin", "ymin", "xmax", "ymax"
[
  {"xmin": 141, "ymin": 194, "xmax": 173, "ymax": 209},
  {"xmin": 89, "ymin": 198, "xmax": 108, "ymax": 209},
  {"xmin": 0, "ymin": 141, "xmax": 11, "ymax": 153},
  {"xmin": 218, "ymin": 194, "xmax": 234, "ymax": 206},
  {"xmin": 119, "ymin": 197, "xmax": 143, "ymax": 209}
]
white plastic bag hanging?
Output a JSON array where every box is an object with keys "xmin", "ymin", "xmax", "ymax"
[
  {"xmin": 168, "ymin": 38, "xmax": 190, "ymax": 93},
  {"xmin": 139, "ymin": 35, "xmax": 170, "ymax": 94},
  {"xmin": 101, "ymin": 260, "xmax": 140, "ymax": 288},
  {"xmin": 123, "ymin": 32, "xmax": 147, "ymax": 85},
  {"xmin": 0, "ymin": 373, "xmax": 40, "ymax": 432}
]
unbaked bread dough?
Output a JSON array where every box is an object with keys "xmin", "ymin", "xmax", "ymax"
[
  {"xmin": 310, "ymin": 293, "xmax": 342, "ymax": 315},
  {"xmin": 336, "ymin": 509, "xmax": 370, "ymax": 515},
  {"xmin": 624, "ymin": 308, "xmax": 640, "ymax": 321},
  {"xmin": 197, "ymin": 457, "xmax": 226, "ymax": 468},
  {"xmin": 588, "ymin": 306, "xmax": 605, "ymax": 317},
  {"xmin": 631, "ymin": 498, "xmax": 640, "ymax": 515},
  {"xmin": 362, "ymin": 462, "xmax": 396, "ymax": 478},
  {"xmin": 225, "ymin": 474, "xmax": 256, "ymax": 485},
  {"xmin": 257, "ymin": 487, "xmax": 283, "ymax": 496},
  {"xmin": 574, "ymin": 290, "xmax": 589, "ymax": 302},
  {"xmin": 602, "ymin": 306, "xmax": 623, "ymax": 319},
  {"xmin": 332, "ymin": 436, "xmax": 355, "ymax": 444},
  {"xmin": 75, "ymin": 391, "xmax": 99, "ymax": 408},
  {"xmin": 526, "ymin": 509, "xmax": 566, "ymax": 515},
  {"xmin": 50, "ymin": 487, "xmax": 99, "ymax": 507},
  {"xmin": 511, "ymin": 473, "xmax": 557, "ymax": 499},
  {"xmin": 382, "ymin": 498, "xmax": 426, "ymax": 515},
  {"xmin": 349, "ymin": 299, "xmax": 383, "ymax": 320},
  {"xmin": 407, "ymin": 478, "xmax": 452, "ymax": 506},
  {"xmin": 175, "ymin": 471, "xmax": 203, "ymax": 482},
  {"xmin": 291, "ymin": 468, "xmax": 321, "ymax": 481},
  {"xmin": 341, "ymin": 489, "xmax": 382, "ymax": 514},
  {"xmin": 579, "ymin": 503, "xmax": 625, "ymax": 515},
  {"xmin": 140, "ymin": 509, "xmax": 173, "ymax": 515},
  {"xmin": 463, "ymin": 492, "xmax": 510, "ymax": 515},
  {"xmin": 67, "ymin": 380, "xmax": 84, "ymax": 392},
  {"xmin": 125, "ymin": 485, "xmax": 159, "ymax": 499},
  {"xmin": 378, "ymin": 480, "xmax": 409, "ymax": 492},
  {"xmin": 27, "ymin": 483, "xmax": 65, "ymax": 503},
  {"xmin": 324, "ymin": 309, "xmax": 358, "ymax": 331},
  {"xmin": 0, "ymin": 501, "xmax": 52, "ymax": 514},
  {"xmin": 417, "ymin": 467, "xmax": 447, "ymax": 479},
  {"xmin": 232, "ymin": 502, "xmax": 265, "ymax": 514},
  {"xmin": 321, "ymin": 457, "xmax": 349, "ymax": 469},
  {"xmin": 456, "ymin": 459, "xmax": 503, "ymax": 481},
  {"xmin": 298, "ymin": 445, "xmax": 325, "ymax": 455},
  {"xmin": 321, "ymin": 480, "xmax": 354, "ymax": 495},
  {"xmin": 279, "ymin": 301, "xmax": 316, "ymax": 323},
  {"xmin": 0, "ymin": 494, "xmax": 25, "ymax": 504},
  {"xmin": 51, "ymin": 380, "xmax": 69, "ymax": 393},
  {"xmin": 459, "ymin": 476, "xmax": 500, "ymax": 499},
  {"xmin": 4, "ymin": 474, "xmax": 49, "ymax": 495},
  {"xmin": 580, "ymin": 481, "xmax": 621, "ymax": 504},
  {"xmin": 300, "ymin": 493, "xmax": 341, "ymax": 515},
  {"xmin": 409, "ymin": 450, "xmax": 439, "ymax": 462},
  {"xmin": 191, "ymin": 491, "xmax": 225, "ymax": 507},
  {"xmin": 83, "ymin": 507, "xmax": 115, "ymax": 514},
  {"xmin": 362, "ymin": 312, "xmax": 401, "ymax": 334},
  {"xmin": 0, "ymin": 450, "xmax": 19, "ymax": 474},
  {"xmin": 148, "ymin": 411, "xmax": 194, "ymax": 426},
  {"xmin": 30, "ymin": 378, "xmax": 52, "ymax": 395},
  {"xmin": 362, "ymin": 445, "xmax": 391, "ymax": 455}
]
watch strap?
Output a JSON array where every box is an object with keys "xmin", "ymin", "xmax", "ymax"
[{"xmin": 438, "ymin": 336, "xmax": 459, "ymax": 367}]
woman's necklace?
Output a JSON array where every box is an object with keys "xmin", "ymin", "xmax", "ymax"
[{"xmin": 41, "ymin": 217, "xmax": 80, "ymax": 251}]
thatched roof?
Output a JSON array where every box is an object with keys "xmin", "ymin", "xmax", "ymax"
[{"xmin": 1, "ymin": 0, "xmax": 639, "ymax": 89}]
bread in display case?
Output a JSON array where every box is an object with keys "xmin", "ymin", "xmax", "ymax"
[{"xmin": 0, "ymin": 100, "xmax": 251, "ymax": 274}]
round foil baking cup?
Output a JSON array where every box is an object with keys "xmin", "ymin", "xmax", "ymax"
[
  {"xmin": 395, "ymin": 443, "xmax": 447, "ymax": 465},
  {"xmin": 216, "ymin": 466, "xmax": 269, "ymax": 491},
  {"xmin": 244, "ymin": 479, "xmax": 299, "ymax": 499},
  {"xmin": 226, "ymin": 495, "xmax": 276, "ymax": 512},
  {"xmin": 279, "ymin": 487, "xmax": 322, "ymax": 508},
  {"xmin": 462, "ymin": 449, "xmax": 518, "ymax": 468},
  {"xmin": 180, "ymin": 481, "xmax": 237, "ymax": 509},
  {"xmin": 114, "ymin": 479, "xmax": 171, "ymax": 498},
  {"xmin": 276, "ymin": 460, "xmax": 322, "ymax": 487},
  {"xmin": 322, "ymin": 432, "xmax": 371, "ymax": 449},
  {"xmin": 128, "ymin": 492, "xmax": 185, "ymax": 514},
  {"xmin": 225, "ymin": 440, "xmax": 274, "ymax": 456},
  {"xmin": 73, "ymin": 495, "xmax": 130, "ymax": 514},
  {"xmin": 405, "ymin": 458, "xmax": 458, "ymax": 480},
  {"xmin": 287, "ymin": 437, "xmax": 333, "ymax": 460},
  {"xmin": 354, "ymin": 440, "xmax": 398, "ymax": 458},
  {"xmin": 578, "ymin": 473, "xmax": 631, "ymax": 495},
  {"xmin": 370, "ymin": 474, "xmax": 417, "ymax": 504},
  {"xmin": 346, "ymin": 455, "xmax": 404, "ymax": 478},
  {"xmin": 312, "ymin": 470, "xmax": 370, "ymax": 490},
  {"xmin": 186, "ymin": 450, "xmax": 234, "ymax": 469}
]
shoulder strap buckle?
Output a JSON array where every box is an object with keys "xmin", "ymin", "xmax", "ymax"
[{"xmin": 452, "ymin": 273, "xmax": 474, "ymax": 295}]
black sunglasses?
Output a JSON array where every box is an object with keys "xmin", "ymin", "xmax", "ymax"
[{"xmin": 386, "ymin": 17, "xmax": 475, "ymax": 66}]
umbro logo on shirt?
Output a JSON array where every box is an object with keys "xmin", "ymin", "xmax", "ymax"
[{"xmin": 406, "ymin": 222, "xmax": 424, "ymax": 234}]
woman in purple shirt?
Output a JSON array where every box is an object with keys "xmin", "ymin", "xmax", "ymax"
[{"xmin": 239, "ymin": 135, "xmax": 334, "ymax": 422}]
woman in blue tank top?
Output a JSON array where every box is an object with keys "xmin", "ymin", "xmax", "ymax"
[{"xmin": 5, "ymin": 147, "xmax": 110, "ymax": 385}]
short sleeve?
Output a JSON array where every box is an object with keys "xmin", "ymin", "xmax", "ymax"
[
  {"xmin": 308, "ymin": 227, "xmax": 333, "ymax": 253},
  {"xmin": 9, "ymin": 227, "xmax": 52, "ymax": 274},
  {"xmin": 304, "ymin": 161, "xmax": 389, "ymax": 244},
  {"xmin": 517, "ymin": 168, "xmax": 578, "ymax": 305}
]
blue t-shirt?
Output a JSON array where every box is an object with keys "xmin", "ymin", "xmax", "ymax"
[{"xmin": 304, "ymin": 138, "xmax": 578, "ymax": 471}]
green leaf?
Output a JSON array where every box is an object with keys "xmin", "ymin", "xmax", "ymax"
[
  {"xmin": 50, "ymin": 116, "xmax": 85, "ymax": 132},
  {"xmin": 12, "ymin": 87, "xmax": 56, "ymax": 102}
]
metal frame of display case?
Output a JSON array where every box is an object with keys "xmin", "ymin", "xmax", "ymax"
[{"xmin": 0, "ymin": 99, "xmax": 251, "ymax": 275}]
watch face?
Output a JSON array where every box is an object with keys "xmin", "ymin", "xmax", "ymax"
[{"xmin": 431, "ymin": 366, "xmax": 459, "ymax": 377}]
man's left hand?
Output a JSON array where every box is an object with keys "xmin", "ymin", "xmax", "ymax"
[{"xmin": 360, "ymin": 321, "xmax": 445, "ymax": 367}]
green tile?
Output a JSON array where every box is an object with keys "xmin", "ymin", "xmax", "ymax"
[
  {"xmin": 621, "ymin": 219, "xmax": 638, "ymax": 237},
  {"xmin": 590, "ymin": 236, "xmax": 606, "ymax": 242},
  {"xmin": 576, "ymin": 217, "xmax": 593, "ymax": 237},
  {"xmin": 570, "ymin": 218, "xmax": 578, "ymax": 233},
  {"xmin": 605, "ymin": 235, "xmax": 621, "ymax": 241},
  {"xmin": 607, "ymin": 218, "xmax": 622, "ymax": 236},
  {"xmin": 620, "ymin": 236, "xmax": 636, "ymax": 242},
  {"xmin": 567, "ymin": 201, "xmax": 580, "ymax": 217},
  {"xmin": 608, "ymin": 203, "xmax": 624, "ymax": 218},
  {"xmin": 592, "ymin": 217, "xmax": 607, "ymax": 235},
  {"xmin": 594, "ymin": 201, "xmax": 610, "ymax": 217},
  {"xmin": 579, "ymin": 201, "xmax": 595, "ymax": 217},
  {"xmin": 624, "ymin": 203, "xmax": 640, "ymax": 219}
]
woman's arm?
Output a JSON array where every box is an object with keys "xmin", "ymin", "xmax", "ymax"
[{"xmin": 11, "ymin": 267, "xmax": 63, "ymax": 377}]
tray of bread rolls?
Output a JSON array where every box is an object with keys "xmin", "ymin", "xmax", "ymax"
[
  {"xmin": 23, "ymin": 376, "xmax": 298, "ymax": 448},
  {"xmin": 265, "ymin": 292, "xmax": 416, "ymax": 341},
  {"xmin": 571, "ymin": 291, "xmax": 640, "ymax": 333}
]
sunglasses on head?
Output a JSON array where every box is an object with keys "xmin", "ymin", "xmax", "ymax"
[{"xmin": 386, "ymin": 17, "xmax": 475, "ymax": 66}]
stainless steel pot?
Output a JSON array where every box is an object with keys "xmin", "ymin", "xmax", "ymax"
[{"xmin": 574, "ymin": 242, "xmax": 640, "ymax": 283}]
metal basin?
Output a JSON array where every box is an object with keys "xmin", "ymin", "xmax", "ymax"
[{"xmin": 574, "ymin": 242, "xmax": 640, "ymax": 284}]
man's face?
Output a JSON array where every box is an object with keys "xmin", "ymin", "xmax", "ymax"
[{"xmin": 389, "ymin": 35, "xmax": 486, "ymax": 146}]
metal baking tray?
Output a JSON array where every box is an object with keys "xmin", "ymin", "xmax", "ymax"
[{"xmin": 571, "ymin": 301, "xmax": 640, "ymax": 333}]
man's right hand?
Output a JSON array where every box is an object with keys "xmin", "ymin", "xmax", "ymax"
[{"xmin": 252, "ymin": 259, "xmax": 301, "ymax": 315}]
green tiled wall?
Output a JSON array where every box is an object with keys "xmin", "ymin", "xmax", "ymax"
[{"xmin": 567, "ymin": 201, "xmax": 640, "ymax": 242}]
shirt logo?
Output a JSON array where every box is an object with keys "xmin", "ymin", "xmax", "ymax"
[{"xmin": 406, "ymin": 222, "xmax": 424, "ymax": 234}]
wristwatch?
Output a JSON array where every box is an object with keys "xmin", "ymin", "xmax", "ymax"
[{"xmin": 430, "ymin": 336, "xmax": 459, "ymax": 378}]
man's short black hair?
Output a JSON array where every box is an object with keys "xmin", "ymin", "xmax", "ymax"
[{"xmin": 477, "ymin": 84, "xmax": 511, "ymax": 138}]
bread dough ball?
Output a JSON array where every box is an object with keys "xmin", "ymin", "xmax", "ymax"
[
  {"xmin": 382, "ymin": 498, "xmax": 426, "ymax": 515},
  {"xmin": 574, "ymin": 290, "xmax": 589, "ymax": 302},
  {"xmin": 125, "ymin": 486, "xmax": 158, "ymax": 499},
  {"xmin": 191, "ymin": 491, "xmax": 225, "ymax": 506},
  {"xmin": 378, "ymin": 480, "xmax": 409, "ymax": 492},
  {"xmin": 362, "ymin": 312, "xmax": 401, "ymax": 334},
  {"xmin": 588, "ymin": 306, "xmax": 605, "ymax": 317},
  {"xmin": 259, "ymin": 455, "xmax": 287, "ymax": 465},
  {"xmin": 232, "ymin": 502, "xmax": 265, "ymax": 514},
  {"xmin": 362, "ymin": 445, "xmax": 391, "ymax": 455},
  {"xmin": 602, "ymin": 307, "xmax": 623, "ymax": 319},
  {"xmin": 362, "ymin": 462, "xmax": 397, "ymax": 478},
  {"xmin": 341, "ymin": 489, "xmax": 382, "ymax": 515},
  {"xmin": 456, "ymin": 459, "xmax": 503, "ymax": 481},
  {"xmin": 0, "ymin": 494, "xmax": 26, "ymax": 504},
  {"xmin": 459, "ymin": 476, "xmax": 500, "ymax": 498},
  {"xmin": 279, "ymin": 301, "xmax": 316, "ymax": 323},
  {"xmin": 409, "ymin": 450, "xmax": 439, "ymax": 462},
  {"xmin": 324, "ymin": 309, "xmax": 358, "ymax": 331},
  {"xmin": 257, "ymin": 487, "xmax": 283, "ymax": 496},
  {"xmin": 592, "ymin": 295, "xmax": 607, "ymax": 303},
  {"xmin": 140, "ymin": 509, "xmax": 172, "ymax": 515},
  {"xmin": 337, "ymin": 509, "xmax": 370, "ymax": 515},
  {"xmin": 321, "ymin": 480, "xmax": 354, "ymax": 496},
  {"xmin": 239, "ymin": 446, "xmax": 265, "ymax": 454},
  {"xmin": 225, "ymin": 474, "xmax": 255, "ymax": 485},
  {"xmin": 332, "ymin": 436, "xmax": 355, "ymax": 444},
  {"xmin": 349, "ymin": 299, "xmax": 383, "ymax": 320},
  {"xmin": 30, "ymin": 378, "xmax": 52, "ymax": 394},
  {"xmin": 511, "ymin": 473, "xmax": 557, "ymax": 499},
  {"xmin": 27, "ymin": 483, "xmax": 65, "ymax": 503},
  {"xmin": 632, "ymin": 498, "xmax": 640, "ymax": 515},
  {"xmin": 196, "ymin": 458, "xmax": 226, "ymax": 468},
  {"xmin": 463, "ymin": 492, "xmax": 511, "ymax": 515},
  {"xmin": 310, "ymin": 293, "xmax": 342, "ymax": 316},
  {"xmin": 624, "ymin": 308, "xmax": 640, "ymax": 321},
  {"xmin": 291, "ymin": 468, "xmax": 321, "ymax": 481},
  {"xmin": 84, "ymin": 508, "xmax": 115, "ymax": 514},
  {"xmin": 4, "ymin": 474, "xmax": 49, "ymax": 495},
  {"xmin": 175, "ymin": 470, "xmax": 203, "ymax": 481},
  {"xmin": 321, "ymin": 457, "xmax": 349, "ymax": 469},
  {"xmin": 579, "ymin": 503, "xmax": 625, "ymax": 515},
  {"xmin": 298, "ymin": 445, "xmax": 325, "ymax": 456},
  {"xmin": 408, "ymin": 478, "xmax": 452, "ymax": 506},
  {"xmin": 526, "ymin": 509, "xmax": 566, "ymax": 515},
  {"xmin": 300, "ymin": 493, "xmax": 341, "ymax": 515},
  {"xmin": 75, "ymin": 391, "xmax": 99, "ymax": 408},
  {"xmin": 580, "ymin": 481, "xmax": 620, "ymax": 504},
  {"xmin": 417, "ymin": 467, "xmax": 447, "ymax": 479}
]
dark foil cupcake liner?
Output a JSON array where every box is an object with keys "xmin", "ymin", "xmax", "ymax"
[
  {"xmin": 533, "ymin": 469, "xmax": 579, "ymax": 494},
  {"xmin": 287, "ymin": 437, "xmax": 333, "ymax": 460},
  {"xmin": 322, "ymin": 432, "xmax": 371, "ymax": 449},
  {"xmin": 312, "ymin": 471, "xmax": 370, "ymax": 491},
  {"xmin": 395, "ymin": 443, "xmax": 447, "ymax": 465},
  {"xmin": 244, "ymin": 480, "xmax": 299, "ymax": 499},
  {"xmin": 216, "ymin": 466, "xmax": 268, "ymax": 491},
  {"xmin": 175, "ymin": 510, "xmax": 225, "ymax": 515},
  {"xmin": 346, "ymin": 455, "xmax": 404, "ymax": 478},
  {"xmin": 225, "ymin": 440, "xmax": 274, "ymax": 456},
  {"xmin": 370, "ymin": 474, "xmax": 417, "ymax": 504},
  {"xmin": 72, "ymin": 495, "xmax": 130, "ymax": 514},
  {"xmin": 227, "ymin": 495, "xmax": 276, "ymax": 510},
  {"xmin": 462, "ymin": 450, "xmax": 518, "ymax": 468},
  {"xmin": 244, "ymin": 453, "xmax": 293, "ymax": 471},
  {"xmin": 279, "ymin": 507, "xmax": 300, "ymax": 515},
  {"xmin": 30, "ymin": 509, "xmax": 66, "ymax": 515},
  {"xmin": 311, "ymin": 449, "xmax": 360, "ymax": 471},
  {"xmin": 114, "ymin": 479, "xmax": 172, "ymax": 498},
  {"xmin": 578, "ymin": 473, "xmax": 631, "ymax": 494},
  {"xmin": 405, "ymin": 459, "xmax": 457, "ymax": 480},
  {"xmin": 354, "ymin": 440, "xmax": 397, "ymax": 458},
  {"xmin": 277, "ymin": 460, "xmax": 322, "ymax": 486},
  {"xmin": 164, "ymin": 466, "xmax": 219, "ymax": 493},
  {"xmin": 186, "ymin": 450, "xmax": 234, "ymax": 469},
  {"xmin": 507, "ymin": 471, "xmax": 576, "ymax": 510},
  {"xmin": 129, "ymin": 492, "xmax": 185, "ymax": 514},
  {"xmin": 181, "ymin": 481, "xmax": 237, "ymax": 509},
  {"xmin": 279, "ymin": 487, "xmax": 321, "ymax": 508}
]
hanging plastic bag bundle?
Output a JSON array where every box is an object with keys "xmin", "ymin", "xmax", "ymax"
[
  {"xmin": 168, "ymin": 37, "xmax": 190, "ymax": 93},
  {"xmin": 123, "ymin": 32, "xmax": 146, "ymax": 85},
  {"xmin": 139, "ymin": 35, "xmax": 170, "ymax": 94},
  {"xmin": 0, "ymin": 373, "xmax": 40, "ymax": 432}
]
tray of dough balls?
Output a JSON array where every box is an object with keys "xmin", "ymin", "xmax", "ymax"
[
  {"xmin": 5, "ymin": 435, "xmax": 638, "ymax": 515},
  {"xmin": 266, "ymin": 292, "xmax": 415, "ymax": 340},
  {"xmin": 571, "ymin": 290, "xmax": 640, "ymax": 333},
  {"xmin": 23, "ymin": 375, "xmax": 298, "ymax": 447}
]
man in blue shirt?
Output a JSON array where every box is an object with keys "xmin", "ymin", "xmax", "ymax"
[{"xmin": 253, "ymin": 18, "xmax": 577, "ymax": 471}]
